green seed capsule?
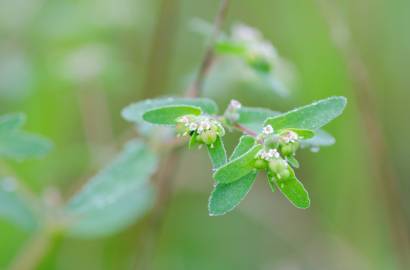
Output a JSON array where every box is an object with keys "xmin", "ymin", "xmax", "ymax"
[
  {"xmin": 281, "ymin": 144, "xmax": 294, "ymax": 156},
  {"xmin": 200, "ymin": 130, "xmax": 217, "ymax": 145},
  {"xmin": 281, "ymin": 141, "xmax": 300, "ymax": 156},
  {"xmin": 195, "ymin": 134, "xmax": 203, "ymax": 143},
  {"xmin": 269, "ymin": 159, "xmax": 289, "ymax": 179},
  {"xmin": 264, "ymin": 136, "xmax": 279, "ymax": 149},
  {"xmin": 254, "ymin": 159, "xmax": 267, "ymax": 170},
  {"xmin": 269, "ymin": 159, "xmax": 285, "ymax": 172}
]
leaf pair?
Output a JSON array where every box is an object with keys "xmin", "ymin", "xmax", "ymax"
[{"xmin": 209, "ymin": 96, "xmax": 347, "ymax": 214}]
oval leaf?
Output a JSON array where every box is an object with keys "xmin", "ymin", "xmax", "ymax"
[
  {"xmin": 272, "ymin": 168, "xmax": 310, "ymax": 209},
  {"xmin": 0, "ymin": 132, "xmax": 52, "ymax": 160},
  {"xmin": 230, "ymin": 135, "xmax": 256, "ymax": 161},
  {"xmin": 208, "ymin": 172, "xmax": 257, "ymax": 216},
  {"xmin": 142, "ymin": 105, "xmax": 201, "ymax": 125},
  {"xmin": 65, "ymin": 140, "xmax": 158, "ymax": 238},
  {"xmin": 301, "ymin": 129, "xmax": 336, "ymax": 148},
  {"xmin": 0, "ymin": 113, "xmax": 26, "ymax": 133},
  {"xmin": 122, "ymin": 97, "xmax": 218, "ymax": 124},
  {"xmin": 237, "ymin": 107, "xmax": 279, "ymax": 133},
  {"xmin": 207, "ymin": 136, "xmax": 227, "ymax": 169},
  {"xmin": 0, "ymin": 177, "xmax": 40, "ymax": 231},
  {"xmin": 213, "ymin": 144, "xmax": 262, "ymax": 184},
  {"xmin": 264, "ymin": 96, "xmax": 347, "ymax": 131}
]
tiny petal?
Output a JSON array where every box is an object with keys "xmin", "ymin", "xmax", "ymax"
[
  {"xmin": 229, "ymin": 99, "xmax": 242, "ymax": 110},
  {"xmin": 262, "ymin": 125, "xmax": 274, "ymax": 135}
]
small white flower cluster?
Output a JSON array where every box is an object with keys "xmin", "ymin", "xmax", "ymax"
[
  {"xmin": 232, "ymin": 23, "xmax": 278, "ymax": 62},
  {"xmin": 262, "ymin": 125, "xmax": 274, "ymax": 136},
  {"xmin": 280, "ymin": 130, "xmax": 298, "ymax": 144},
  {"xmin": 224, "ymin": 99, "xmax": 242, "ymax": 123},
  {"xmin": 177, "ymin": 115, "xmax": 224, "ymax": 137},
  {"xmin": 257, "ymin": 148, "xmax": 280, "ymax": 161},
  {"xmin": 229, "ymin": 99, "xmax": 242, "ymax": 110}
]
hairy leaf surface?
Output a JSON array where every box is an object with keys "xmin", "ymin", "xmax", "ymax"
[
  {"xmin": 207, "ymin": 136, "xmax": 227, "ymax": 169},
  {"xmin": 213, "ymin": 144, "xmax": 262, "ymax": 184},
  {"xmin": 264, "ymin": 96, "xmax": 346, "ymax": 131},
  {"xmin": 65, "ymin": 140, "xmax": 158, "ymax": 238},
  {"xmin": 142, "ymin": 105, "xmax": 201, "ymax": 125},
  {"xmin": 122, "ymin": 97, "xmax": 218, "ymax": 124}
]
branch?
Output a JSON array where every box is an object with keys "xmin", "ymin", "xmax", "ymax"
[
  {"xmin": 233, "ymin": 123, "xmax": 258, "ymax": 137},
  {"xmin": 186, "ymin": 0, "xmax": 231, "ymax": 97}
]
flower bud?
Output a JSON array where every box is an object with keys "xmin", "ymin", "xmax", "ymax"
[
  {"xmin": 253, "ymin": 159, "xmax": 267, "ymax": 170},
  {"xmin": 200, "ymin": 130, "xmax": 217, "ymax": 145},
  {"xmin": 281, "ymin": 141, "xmax": 300, "ymax": 156},
  {"xmin": 269, "ymin": 159, "xmax": 290, "ymax": 179},
  {"xmin": 264, "ymin": 136, "xmax": 279, "ymax": 149}
]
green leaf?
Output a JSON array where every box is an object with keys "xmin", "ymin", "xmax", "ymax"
[
  {"xmin": 122, "ymin": 97, "xmax": 218, "ymax": 124},
  {"xmin": 213, "ymin": 144, "xmax": 262, "ymax": 184},
  {"xmin": 142, "ymin": 105, "xmax": 201, "ymax": 125},
  {"xmin": 230, "ymin": 135, "xmax": 256, "ymax": 160},
  {"xmin": 0, "ymin": 113, "xmax": 52, "ymax": 160},
  {"xmin": 215, "ymin": 40, "xmax": 247, "ymax": 55},
  {"xmin": 0, "ymin": 132, "xmax": 52, "ymax": 160},
  {"xmin": 0, "ymin": 177, "xmax": 39, "ymax": 231},
  {"xmin": 286, "ymin": 156, "xmax": 300, "ymax": 168},
  {"xmin": 208, "ymin": 172, "xmax": 257, "ymax": 216},
  {"xmin": 264, "ymin": 96, "xmax": 347, "ymax": 131},
  {"xmin": 273, "ymin": 168, "xmax": 310, "ymax": 209},
  {"xmin": 207, "ymin": 136, "xmax": 227, "ymax": 169},
  {"xmin": 65, "ymin": 140, "xmax": 158, "ymax": 238},
  {"xmin": 0, "ymin": 113, "xmax": 26, "ymax": 133},
  {"xmin": 237, "ymin": 107, "xmax": 279, "ymax": 133},
  {"xmin": 266, "ymin": 173, "xmax": 276, "ymax": 193},
  {"xmin": 189, "ymin": 134, "xmax": 200, "ymax": 149},
  {"xmin": 302, "ymin": 129, "xmax": 335, "ymax": 148},
  {"xmin": 285, "ymin": 128, "xmax": 315, "ymax": 139}
]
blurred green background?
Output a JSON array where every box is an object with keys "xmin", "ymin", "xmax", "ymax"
[{"xmin": 1, "ymin": 0, "xmax": 409, "ymax": 269}]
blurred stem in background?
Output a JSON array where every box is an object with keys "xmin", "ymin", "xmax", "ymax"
[
  {"xmin": 142, "ymin": 0, "xmax": 180, "ymax": 99},
  {"xmin": 133, "ymin": 0, "xmax": 230, "ymax": 268},
  {"xmin": 316, "ymin": 0, "xmax": 410, "ymax": 268}
]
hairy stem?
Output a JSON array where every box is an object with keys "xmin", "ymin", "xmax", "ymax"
[
  {"xmin": 233, "ymin": 123, "xmax": 258, "ymax": 137},
  {"xmin": 186, "ymin": 0, "xmax": 231, "ymax": 97}
]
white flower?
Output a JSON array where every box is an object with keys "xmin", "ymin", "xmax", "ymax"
[
  {"xmin": 232, "ymin": 23, "xmax": 262, "ymax": 43},
  {"xmin": 189, "ymin": 122, "xmax": 198, "ymax": 131},
  {"xmin": 281, "ymin": 131, "xmax": 298, "ymax": 143},
  {"xmin": 262, "ymin": 125, "xmax": 274, "ymax": 135},
  {"xmin": 229, "ymin": 99, "xmax": 242, "ymax": 110},
  {"xmin": 249, "ymin": 41, "xmax": 278, "ymax": 61},
  {"xmin": 258, "ymin": 148, "xmax": 280, "ymax": 161},
  {"xmin": 197, "ymin": 119, "xmax": 211, "ymax": 133},
  {"xmin": 178, "ymin": 116, "xmax": 190, "ymax": 124}
]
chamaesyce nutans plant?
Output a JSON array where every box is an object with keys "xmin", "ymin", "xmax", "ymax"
[
  {"xmin": 124, "ymin": 95, "xmax": 346, "ymax": 216},
  {"xmin": 0, "ymin": 2, "xmax": 346, "ymax": 265}
]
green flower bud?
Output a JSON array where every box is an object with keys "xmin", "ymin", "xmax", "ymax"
[
  {"xmin": 200, "ymin": 130, "xmax": 217, "ymax": 145},
  {"xmin": 281, "ymin": 141, "xmax": 300, "ymax": 156},
  {"xmin": 281, "ymin": 144, "xmax": 294, "ymax": 156},
  {"xmin": 195, "ymin": 134, "xmax": 203, "ymax": 143},
  {"xmin": 253, "ymin": 159, "xmax": 267, "ymax": 170},
  {"xmin": 269, "ymin": 158, "xmax": 290, "ymax": 179},
  {"xmin": 264, "ymin": 136, "xmax": 279, "ymax": 149}
]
